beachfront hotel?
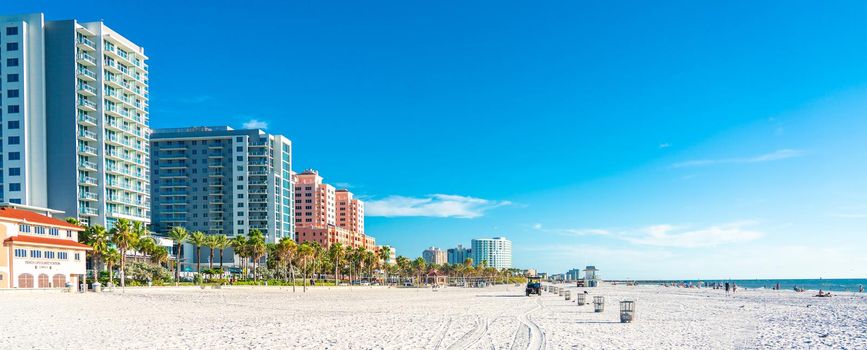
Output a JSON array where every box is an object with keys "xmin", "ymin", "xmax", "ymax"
[
  {"xmin": 471, "ymin": 237, "xmax": 512, "ymax": 269},
  {"xmin": 294, "ymin": 170, "xmax": 376, "ymax": 250},
  {"xmin": 447, "ymin": 244, "xmax": 472, "ymax": 265},
  {"xmin": 0, "ymin": 13, "xmax": 150, "ymax": 228},
  {"xmin": 422, "ymin": 246, "xmax": 447, "ymax": 265},
  {"xmin": 0, "ymin": 203, "xmax": 89, "ymax": 288},
  {"xmin": 150, "ymin": 126, "xmax": 294, "ymax": 248}
]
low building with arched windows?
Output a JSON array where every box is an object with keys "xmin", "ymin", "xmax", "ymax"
[{"xmin": 0, "ymin": 204, "xmax": 90, "ymax": 288}]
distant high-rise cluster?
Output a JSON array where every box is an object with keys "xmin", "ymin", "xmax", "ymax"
[{"xmin": 422, "ymin": 246, "xmax": 447, "ymax": 265}]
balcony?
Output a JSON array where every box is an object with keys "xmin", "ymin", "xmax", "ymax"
[
  {"xmin": 80, "ymin": 206, "xmax": 98, "ymax": 216},
  {"xmin": 79, "ymin": 191, "xmax": 98, "ymax": 201},
  {"xmin": 78, "ymin": 129, "xmax": 97, "ymax": 141},
  {"xmin": 79, "ymin": 176, "xmax": 98, "ymax": 186},
  {"xmin": 77, "ymin": 67, "xmax": 96, "ymax": 81},
  {"xmin": 76, "ymin": 36, "xmax": 96, "ymax": 50},
  {"xmin": 104, "ymin": 59, "xmax": 122, "ymax": 74},
  {"xmin": 77, "ymin": 99, "xmax": 97, "ymax": 111},
  {"xmin": 78, "ymin": 113, "xmax": 97, "ymax": 126},
  {"xmin": 78, "ymin": 83, "xmax": 96, "ymax": 96},
  {"xmin": 78, "ymin": 145, "xmax": 97, "ymax": 156},
  {"xmin": 79, "ymin": 160, "xmax": 98, "ymax": 171},
  {"xmin": 77, "ymin": 52, "xmax": 96, "ymax": 66}
]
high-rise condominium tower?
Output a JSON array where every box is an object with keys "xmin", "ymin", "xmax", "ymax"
[
  {"xmin": 150, "ymin": 126, "xmax": 293, "ymax": 244},
  {"xmin": 471, "ymin": 237, "xmax": 512, "ymax": 269},
  {"xmin": 0, "ymin": 13, "xmax": 150, "ymax": 227}
]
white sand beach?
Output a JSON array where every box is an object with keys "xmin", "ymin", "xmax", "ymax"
[{"xmin": 0, "ymin": 284, "xmax": 864, "ymax": 349}]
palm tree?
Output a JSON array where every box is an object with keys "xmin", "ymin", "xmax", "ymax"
[
  {"xmin": 81, "ymin": 225, "xmax": 109, "ymax": 288},
  {"xmin": 151, "ymin": 246, "xmax": 169, "ymax": 269},
  {"xmin": 168, "ymin": 226, "xmax": 189, "ymax": 282},
  {"xmin": 328, "ymin": 243, "xmax": 345, "ymax": 286},
  {"xmin": 412, "ymin": 257, "xmax": 426, "ymax": 286},
  {"xmin": 463, "ymin": 257, "xmax": 473, "ymax": 287},
  {"xmin": 247, "ymin": 230, "xmax": 266, "ymax": 281},
  {"xmin": 214, "ymin": 235, "xmax": 230, "ymax": 270},
  {"xmin": 275, "ymin": 237, "xmax": 297, "ymax": 291},
  {"xmin": 103, "ymin": 248, "xmax": 120, "ymax": 285},
  {"xmin": 136, "ymin": 237, "xmax": 158, "ymax": 263},
  {"xmin": 396, "ymin": 256, "xmax": 410, "ymax": 285},
  {"xmin": 377, "ymin": 246, "xmax": 391, "ymax": 285},
  {"xmin": 231, "ymin": 235, "xmax": 249, "ymax": 279},
  {"xmin": 205, "ymin": 234, "xmax": 219, "ymax": 270},
  {"xmin": 109, "ymin": 219, "xmax": 139, "ymax": 288},
  {"xmin": 297, "ymin": 243, "xmax": 314, "ymax": 292},
  {"xmin": 364, "ymin": 250, "xmax": 377, "ymax": 284},
  {"xmin": 190, "ymin": 231, "xmax": 207, "ymax": 274}
]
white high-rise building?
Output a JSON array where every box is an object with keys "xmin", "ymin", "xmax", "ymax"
[
  {"xmin": 471, "ymin": 237, "xmax": 512, "ymax": 269},
  {"xmin": 0, "ymin": 13, "xmax": 150, "ymax": 227}
]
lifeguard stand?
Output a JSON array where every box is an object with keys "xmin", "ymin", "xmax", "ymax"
[{"xmin": 583, "ymin": 266, "xmax": 601, "ymax": 287}]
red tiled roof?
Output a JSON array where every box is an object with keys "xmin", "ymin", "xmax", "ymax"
[
  {"xmin": 3, "ymin": 235, "xmax": 92, "ymax": 250},
  {"xmin": 0, "ymin": 207, "xmax": 84, "ymax": 230}
]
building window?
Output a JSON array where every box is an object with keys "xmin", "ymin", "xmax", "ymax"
[
  {"xmin": 6, "ymin": 42, "xmax": 18, "ymax": 51},
  {"xmin": 14, "ymin": 249, "xmax": 26, "ymax": 258},
  {"xmin": 5, "ymin": 27, "xmax": 17, "ymax": 35},
  {"xmin": 8, "ymin": 136, "xmax": 20, "ymax": 145},
  {"xmin": 7, "ymin": 89, "xmax": 19, "ymax": 98},
  {"xmin": 9, "ymin": 183, "xmax": 21, "ymax": 192},
  {"xmin": 6, "ymin": 74, "xmax": 19, "ymax": 82},
  {"xmin": 30, "ymin": 250, "xmax": 41, "ymax": 258},
  {"xmin": 8, "ymin": 152, "xmax": 20, "ymax": 160},
  {"xmin": 58, "ymin": 252, "xmax": 68, "ymax": 260},
  {"xmin": 34, "ymin": 226, "xmax": 45, "ymax": 235},
  {"xmin": 45, "ymin": 251, "xmax": 55, "ymax": 259},
  {"xmin": 7, "ymin": 120, "xmax": 19, "ymax": 129},
  {"xmin": 8, "ymin": 105, "xmax": 20, "ymax": 114},
  {"xmin": 237, "ymin": 220, "xmax": 244, "ymax": 225},
  {"xmin": 6, "ymin": 58, "xmax": 19, "ymax": 67},
  {"xmin": 9, "ymin": 168, "xmax": 20, "ymax": 176},
  {"xmin": 74, "ymin": 253, "xmax": 81, "ymax": 261},
  {"xmin": 49, "ymin": 228, "xmax": 59, "ymax": 236}
]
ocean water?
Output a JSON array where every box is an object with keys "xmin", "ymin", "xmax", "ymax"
[{"xmin": 637, "ymin": 279, "xmax": 867, "ymax": 293}]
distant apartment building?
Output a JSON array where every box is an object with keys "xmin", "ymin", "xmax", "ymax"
[
  {"xmin": 150, "ymin": 126, "xmax": 294, "ymax": 246},
  {"xmin": 0, "ymin": 13, "xmax": 151, "ymax": 228},
  {"xmin": 471, "ymin": 237, "xmax": 512, "ymax": 269},
  {"xmin": 565, "ymin": 268, "xmax": 582, "ymax": 281},
  {"xmin": 447, "ymin": 244, "xmax": 472, "ymax": 265},
  {"xmin": 381, "ymin": 245, "xmax": 396, "ymax": 265},
  {"xmin": 294, "ymin": 170, "xmax": 376, "ymax": 250},
  {"xmin": 422, "ymin": 246, "xmax": 447, "ymax": 265}
]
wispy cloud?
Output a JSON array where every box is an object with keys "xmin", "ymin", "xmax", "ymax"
[
  {"xmin": 365, "ymin": 194, "xmax": 510, "ymax": 218},
  {"xmin": 658, "ymin": 143, "xmax": 671, "ymax": 149},
  {"xmin": 672, "ymin": 149, "xmax": 805, "ymax": 168},
  {"xmin": 333, "ymin": 182, "xmax": 352, "ymax": 189},
  {"xmin": 533, "ymin": 224, "xmax": 610, "ymax": 237},
  {"xmin": 242, "ymin": 119, "xmax": 268, "ymax": 130},
  {"xmin": 829, "ymin": 213, "xmax": 867, "ymax": 219},
  {"xmin": 620, "ymin": 222, "xmax": 763, "ymax": 248}
]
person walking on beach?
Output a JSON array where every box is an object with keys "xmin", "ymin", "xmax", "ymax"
[
  {"xmin": 725, "ymin": 282, "xmax": 730, "ymax": 296},
  {"xmin": 733, "ymin": 283, "xmax": 737, "ymax": 294}
]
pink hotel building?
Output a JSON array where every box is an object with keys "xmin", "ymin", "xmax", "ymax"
[{"xmin": 294, "ymin": 170, "xmax": 376, "ymax": 250}]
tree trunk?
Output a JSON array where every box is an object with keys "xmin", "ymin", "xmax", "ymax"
[
  {"xmin": 120, "ymin": 250, "xmax": 126, "ymax": 288},
  {"xmin": 219, "ymin": 249, "xmax": 224, "ymax": 269},
  {"xmin": 209, "ymin": 248, "xmax": 214, "ymax": 270},
  {"xmin": 303, "ymin": 260, "xmax": 308, "ymax": 292},
  {"xmin": 290, "ymin": 261, "xmax": 296, "ymax": 292},
  {"xmin": 195, "ymin": 247, "xmax": 201, "ymax": 276}
]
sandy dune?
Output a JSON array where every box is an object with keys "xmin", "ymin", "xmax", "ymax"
[{"xmin": 0, "ymin": 283, "xmax": 864, "ymax": 349}]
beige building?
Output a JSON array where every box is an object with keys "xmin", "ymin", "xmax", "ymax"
[
  {"xmin": 0, "ymin": 204, "xmax": 89, "ymax": 288},
  {"xmin": 422, "ymin": 247, "xmax": 447, "ymax": 265}
]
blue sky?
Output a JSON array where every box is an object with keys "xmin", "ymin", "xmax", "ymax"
[{"xmin": 10, "ymin": 1, "xmax": 867, "ymax": 279}]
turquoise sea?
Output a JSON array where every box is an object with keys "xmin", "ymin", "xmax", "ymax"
[{"xmin": 637, "ymin": 278, "xmax": 866, "ymax": 293}]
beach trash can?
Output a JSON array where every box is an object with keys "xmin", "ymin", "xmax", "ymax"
[
  {"xmin": 558, "ymin": 289, "xmax": 564, "ymax": 296},
  {"xmin": 92, "ymin": 282, "xmax": 102, "ymax": 293},
  {"xmin": 565, "ymin": 290, "xmax": 571, "ymax": 300},
  {"xmin": 576, "ymin": 293, "xmax": 586, "ymax": 306},
  {"xmin": 593, "ymin": 296, "xmax": 605, "ymax": 312},
  {"xmin": 620, "ymin": 300, "xmax": 635, "ymax": 323}
]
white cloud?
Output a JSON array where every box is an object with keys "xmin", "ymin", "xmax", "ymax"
[
  {"xmin": 658, "ymin": 143, "xmax": 671, "ymax": 149},
  {"xmin": 532, "ymin": 223, "xmax": 543, "ymax": 230},
  {"xmin": 621, "ymin": 222, "xmax": 763, "ymax": 248},
  {"xmin": 242, "ymin": 119, "xmax": 268, "ymax": 130},
  {"xmin": 365, "ymin": 194, "xmax": 510, "ymax": 218},
  {"xmin": 672, "ymin": 149, "xmax": 805, "ymax": 168}
]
